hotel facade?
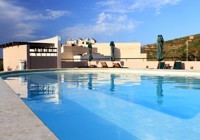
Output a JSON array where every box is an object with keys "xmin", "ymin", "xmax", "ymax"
[{"xmin": 0, "ymin": 36, "xmax": 148, "ymax": 71}]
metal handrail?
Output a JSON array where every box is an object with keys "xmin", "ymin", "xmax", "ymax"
[
  {"xmin": 61, "ymin": 57, "xmax": 188, "ymax": 62},
  {"xmin": 61, "ymin": 58, "xmax": 147, "ymax": 61}
]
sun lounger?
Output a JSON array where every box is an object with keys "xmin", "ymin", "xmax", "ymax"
[
  {"xmin": 101, "ymin": 62, "xmax": 124, "ymax": 68},
  {"xmin": 173, "ymin": 61, "xmax": 182, "ymax": 69},
  {"xmin": 157, "ymin": 61, "xmax": 165, "ymax": 69},
  {"xmin": 113, "ymin": 63, "xmax": 122, "ymax": 68},
  {"xmin": 100, "ymin": 62, "xmax": 108, "ymax": 68}
]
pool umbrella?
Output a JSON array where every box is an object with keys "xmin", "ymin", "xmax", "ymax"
[
  {"xmin": 88, "ymin": 74, "xmax": 93, "ymax": 90},
  {"xmin": 157, "ymin": 35, "xmax": 164, "ymax": 61},
  {"xmin": 110, "ymin": 74, "xmax": 115, "ymax": 91},
  {"xmin": 88, "ymin": 43, "xmax": 93, "ymax": 61},
  {"xmin": 110, "ymin": 41, "xmax": 115, "ymax": 61}
]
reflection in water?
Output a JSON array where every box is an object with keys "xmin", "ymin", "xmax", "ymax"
[
  {"xmin": 4, "ymin": 72, "xmax": 200, "ymax": 120},
  {"xmin": 4, "ymin": 72, "xmax": 200, "ymax": 140},
  {"xmin": 27, "ymin": 74, "xmax": 62, "ymax": 103},
  {"xmin": 156, "ymin": 76, "xmax": 164, "ymax": 104},
  {"xmin": 110, "ymin": 74, "xmax": 115, "ymax": 91},
  {"xmin": 88, "ymin": 74, "xmax": 93, "ymax": 90},
  {"xmin": 4, "ymin": 74, "xmax": 62, "ymax": 103}
]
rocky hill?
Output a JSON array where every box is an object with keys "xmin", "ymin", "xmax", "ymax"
[{"xmin": 143, "ymin": 34, "xmax": 200, "ymax": 61}]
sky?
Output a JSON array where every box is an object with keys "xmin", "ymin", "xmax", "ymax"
[{"xmin": 0, "ymin": 0, "xmax": 200, "ymax": 47}]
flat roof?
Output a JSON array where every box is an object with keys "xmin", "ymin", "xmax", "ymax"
[{"xmin": 0, "ymin": 42, "xmax": 54, "ymax": 48}]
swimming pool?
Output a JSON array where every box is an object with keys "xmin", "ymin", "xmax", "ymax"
[{"xmin": 2, "ymin": 71, "xmax": 200, "ymax": 140}]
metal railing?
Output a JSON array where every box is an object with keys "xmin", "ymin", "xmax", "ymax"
[
  {"xmin": 61, "ymin": 57, "xmax": 192, "ymax": 62},
  {"xmin": 61, "ymin": 57, "xmax": 148, "ymax": 62}
]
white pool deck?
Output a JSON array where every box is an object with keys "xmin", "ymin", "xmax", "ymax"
[{"xmin": 1, "ymin": 68, "xmax": 200, "ymax": 139}]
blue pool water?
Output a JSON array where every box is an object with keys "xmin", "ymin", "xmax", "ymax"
[{"xmin": 2, "ymin": 71, "xmax": 200, "ymax": 140}]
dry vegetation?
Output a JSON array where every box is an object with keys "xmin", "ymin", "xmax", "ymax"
[{"xmin": 143, "ymin": 34, "xmax": 200, "ymax": 61}]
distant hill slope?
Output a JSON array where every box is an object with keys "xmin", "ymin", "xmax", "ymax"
[{"xmin": 143, "ymin": 34, "xmax": 200, "ymax": 61}]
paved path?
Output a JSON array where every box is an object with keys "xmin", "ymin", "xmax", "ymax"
[{"xmin": 0, "ymin": 78, "xmax": 58, "ymax": 140}]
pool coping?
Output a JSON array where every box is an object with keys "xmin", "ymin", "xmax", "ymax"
[
  {"xmin": 1, "ymin": 68, "xmax": 200, "ymax": 77},
  {"xmin": 1, "ymin": 68, "xmax": 200, "ymax": 139},
  {"xmin": 0, "ymin": 75, "xmax": 59, "ymax": 139}
]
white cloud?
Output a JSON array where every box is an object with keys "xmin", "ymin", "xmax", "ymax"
[
  {"xmin": 96, "ymin": 0, "xmax": 129, "ymax": 13},
  {"xmin": 45, "ymin": 9, "xmax": 71, "ymax": 20},
  {"xmin": 0, "ymin": 0, "xmax": 38, "ymax": 41},
  {"xmin": 130, "ymin": 0, "xmax": 181, "ymax": 14},
  {"xmin": 97, "ymin": 0, "xmax": 181, "ymax": 14},
  {"xmin": 60, "ymin": 12, "xmax": 139, "ymax": 40},
  {"xmin": 61, "ymin": 0, "xmax": 181, "ymax": 41},
  {"xmin": 0, "ymin": 0, "xmax": 71, "ymax": 43}
]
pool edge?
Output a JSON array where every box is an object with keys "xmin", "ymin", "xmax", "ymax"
[
  {"xmin": 0, "ymin": 77, "xmax": 59, "ymax": 140},
  {"xmin": 1, "ymin": 68, "xmax": 200, "ymax": 77}
]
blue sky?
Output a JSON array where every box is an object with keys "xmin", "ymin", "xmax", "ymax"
[{"xmin": 0, "ymin": 0, "xmax": 200, "ymax": 46}]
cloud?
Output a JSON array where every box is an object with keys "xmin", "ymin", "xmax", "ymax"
[
  {"xmin": 60, "ymin": 12, "xmax": 139, "ymax": 40},
  {"xmin": 97, "ymin": 0, "xmax": 181, "ymax": 14},
  {"xmin": 0, "ymin": 0, "xmax": 71, "ymax": 43},
  {"xmin": 0, "ymin": 0, "xmax": 38, "ymax": 42},
  {"xmin": 61, "ymin": 0, "xmax": 181, "ymax": 41},
  {"xmin": 45, "ymin": 9, "xmax": 71, "ymax": 20},
  {"xmin": 95, "ymin": 13, "xmax": 137, "ymax": 33},
  {"xmin": 129, "ymin": 0, "xmax": 181, "ymax": 14},
  {"xmin": 96, "ymin": 0, "xmax": 129, "ymax": 13}
]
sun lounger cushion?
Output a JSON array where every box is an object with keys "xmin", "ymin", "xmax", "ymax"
[
  {"xmin": 100, "ymin": 62, "xmax": 108, "ymax": 68},
  {"xmin": 113, "ymin": 63, "xmax": 122, "ymax": 68},
  {"xmin": 173, "ymin": 61, "xmax": 182, "ymax": 69},
  {"xmin": 157, "ymin": 61, "xmax": 165, "ymax": 69}
]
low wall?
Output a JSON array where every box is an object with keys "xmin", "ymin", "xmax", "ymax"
[
  {"xmin": 88, "ymin": 60, "xmax": 200, "ymax": 70},
  {"xmin": 182, "ymin": 61, "xmax": 200, "ymax": 69},
  {"xmin": 62, "ymin": 61, "xmax": 88, "ymax": 68}
]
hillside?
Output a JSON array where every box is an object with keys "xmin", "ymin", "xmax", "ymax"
[{"xmin": 143, "ymin": 34, "xmax": 200, "ymax": 61}]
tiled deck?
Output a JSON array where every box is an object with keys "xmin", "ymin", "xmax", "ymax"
[{"xmin": 0, "ymin": 77, "xmax": 58, "ymax": 140}]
